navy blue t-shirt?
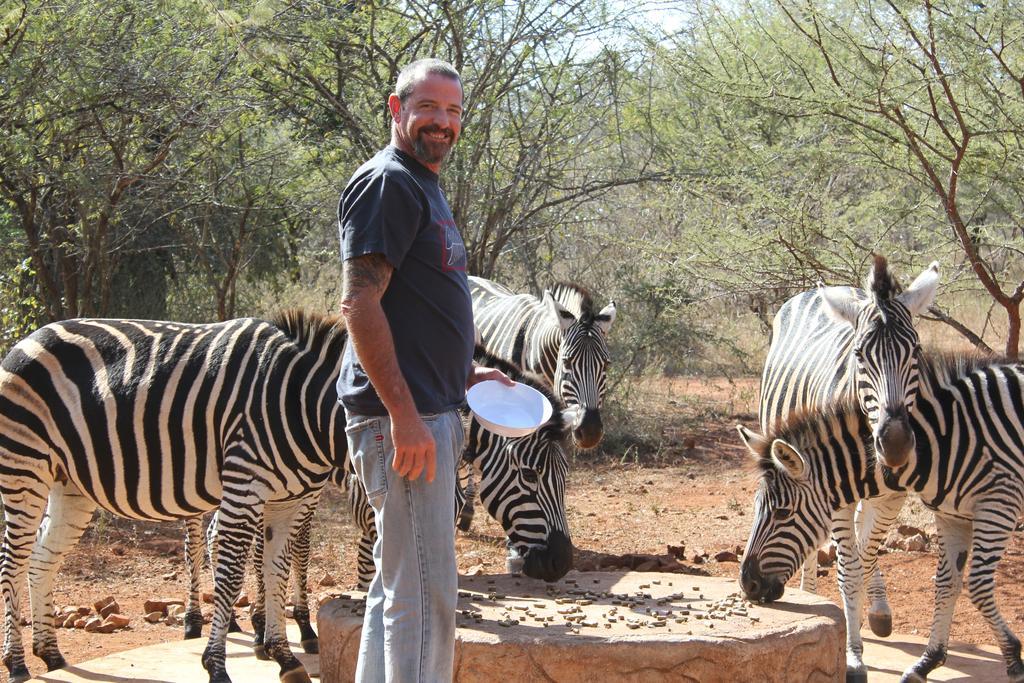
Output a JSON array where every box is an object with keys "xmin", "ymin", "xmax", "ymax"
[{"xmin": 337, "ymin": 146, "xmax": 474, "ymax": 416}]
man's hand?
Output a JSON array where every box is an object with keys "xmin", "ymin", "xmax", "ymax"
[
  {"xmin": 468, "ymin": 363, "xmax": 515, "ymax": 388},
  {"xmin": 391, "ymin": 413, "xmax": 437, "ymax": 482}
]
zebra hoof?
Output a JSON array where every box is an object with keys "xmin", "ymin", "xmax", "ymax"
[
  {"xmin": 846, "ymin": 669, "xmax": 867, "ymax": 683},
  {"xmin": 1008, "ymin": 660, "xmax": 1024, "ymax": 683},
  {"xmin": 8, "ymin": 665, "xmax": 31, "ymax": 683},
  {"xmin": 900, "ymin": 671, "xmax": 927, "ymax": 683},
  {"xmin": 280, "ymin": 665, "xmax": 312, "ymax": 683},
  {"xmin": 253, "ymin": 643, "xmax": 270, "ymax": 661},
  {"xmin": 44, "ymin": 655, "xmax": 68, "ymax": 672},
  {"xmin": 184, "ymin": 624, "xmax": 203, "ymax": 639},
  {"xmin": 868, "ymin": 611, "xmax": 893, "ymax": 638},
  {"xmin": 300, "ymin": 638, "xmax": 319, "ymax": 655}
]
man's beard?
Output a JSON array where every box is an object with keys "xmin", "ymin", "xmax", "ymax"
[{"xmin": 412, "ymin": 127, "xmax": 454, "ymax": 166}]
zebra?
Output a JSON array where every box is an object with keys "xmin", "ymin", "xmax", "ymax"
[
  {"xmin": 469, "ymin": 276, "xmax": 615, "ymax": 451},
  {"xmin": 758, "ymin": 256, "xmax": 939, "ymax": 653},
  {"xmin": 738, "ymin": 351, "xmax": 1024, "ymax": 683},
  {"xmin": 213, "ymin": 347, "xmax": 576, "ymax": 657},
  {"xmin": 0, "ymin": 310, "xmax": 345, "ymax": 683}
]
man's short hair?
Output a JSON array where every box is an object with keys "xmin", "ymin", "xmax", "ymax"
[{"xmin": 396, "ymin": 58, "xmax": 462, "ymax": 102}]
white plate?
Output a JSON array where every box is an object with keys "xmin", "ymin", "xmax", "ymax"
[{"xmin": 466, "ymin": 380, "xmax": 553, "ymax": 438}]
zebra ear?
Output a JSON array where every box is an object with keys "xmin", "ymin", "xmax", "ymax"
[
  {"xmin": 770, "ymin": 439, "xmax": 807, "ymax": 479},
  {"xmin": 544, "ymin": 290, "xmax": 576, "ymax": 332},
  {"xmin": 896, "ymin": 261, "xmax": 940, "ymax": 316},
  {"xmin": 595, "ymin": 301, "xmax": 616, "ymax": 336},
  {"xmin": 819, "ymin": 286, "xmax": 861, "ymax": 327},
  {"xmin": 736, "ymin": 424, "xmax": 769, "ymax": 456}
]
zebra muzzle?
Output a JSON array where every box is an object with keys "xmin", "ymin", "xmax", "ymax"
[
  {"xmin": 572, "ymin": 408, "xmax": 604, "ymax": 450},
  {"xmin": 739, "ymin": 557, "xmax": 785, "ymax": 603},
  {"xmin": 514, "ymin": 529, "xmax": 574, "ymax": 582},
  {"xmin": 874, "ymin": 413, "xmax": 914, "ymax": 469}
]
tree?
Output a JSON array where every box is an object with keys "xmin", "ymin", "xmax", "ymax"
[
  {"xmin": 0, "ymin": 1, "xmax": 248, "ymax": 320},
  {"xmin": 667, "ymin": 0, "xmax": 1024, "ymax": 356}
]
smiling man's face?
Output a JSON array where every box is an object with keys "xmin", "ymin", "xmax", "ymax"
[{"xmin": 389, "ymin": 72, "xmax": 463, "ymax": 173}]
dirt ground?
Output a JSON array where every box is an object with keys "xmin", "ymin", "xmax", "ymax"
[{"xmin": 5, "ymin": 376, "xmax": 1024, "ymax": 682}]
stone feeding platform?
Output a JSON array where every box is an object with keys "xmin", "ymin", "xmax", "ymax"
[{"xmin": 318, "ymin": 571, "xmax": 845, "ymax": 681}]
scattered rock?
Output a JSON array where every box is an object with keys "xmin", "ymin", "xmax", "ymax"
[
  {"xmin": 93, "ymin": 596, "xmax": 116, "ymax": 615},
  {"xmin": 104, "ymin": 614, "xmax": 130, "ymax": 629},
  {"xmin": 667, "ymin": 544, "xmax": 686, "ymax": 560},
  {"xmin": 74, "ymin": 617, "xmax": 89, "ymax": 629},
  {"xmin": 202, "ymin": 592, "xmax": 214, "ymax": 604},
  {"xmin": 904, "ymin": 534, "xmax": 928, "ymax": 552},
  {"xmin": 817, "ymin": 545, "xmax": 837, "ymax": 566},
  {"xmin": 161, "ymin": 571, "xmax": 177, "ymax": 581},
  {"xmin": 898, "ymin": 524, "xmax": 927, "ymax": 538},
  {"xmin": 83, "ymin": 616, "xmax": 104, "ymax": 632},
  {"xmin": 145, "ymin": 612, "xmax": 163, "ymax": 624},
  {"xmin": 144, "ymin": 598, "xmax": 184, "ymax": 615},
  {"xmin": 167, "ymin": 604, "xmax": 186, "ymax": 618},
  {"xmin": 464, "ymin": 564, "xmax": 485, "ymax": 576},
  {"xmin": 319, "ymin": 573, "xmax": 337, "ymax": 588},
  {"xmin": 714, "ymin": 550, "xmax": 738, "ymax": 563},
  {"xmin": 235, "ymin": 594, "xmax": 250, "ymax": 608},
  {"xmin": 98, "ymin": 600, "xmax": 120, "ymax": 619}
]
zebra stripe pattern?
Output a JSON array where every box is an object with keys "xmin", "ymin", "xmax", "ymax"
[
  {"xmin": 470, "ymin": 276, "xmax": 615, "ymax": 450},
  {"xmin": 739, "ymin": 352, "xmax": 1024, "ymax": 683},
  {"xmin": 0, "ymin": 311, "xmax": 345, "ymax": 683},
  {"xmin": 757, "ymin": 257, "xmax": 939, "ymax": 676}
]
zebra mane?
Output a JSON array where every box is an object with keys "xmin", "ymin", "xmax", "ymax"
[
  {"xmin": 921, "ymin": 349, "xmax": 1007, "ymax": 387},
  {"xmin": 750, "ymin": 397, "xmax": 870, "ymax": 477},
  {"xmin": 549, "ymin": 282, "xmax": 597, "ymax": 324},
  {"xmin": 866, "ymin": 254, "xmax": 903, "ymax": 325},
  {"xmin": 866, "ymin": 254, "xmax": 902, "ymax": 303},
  {"xmin": 472, "ymin": 346, "xmax": 571, "ymax": 436},
  {"xmin": 270, "ymin": 309, "xmax": 347, "ymax": 348}
]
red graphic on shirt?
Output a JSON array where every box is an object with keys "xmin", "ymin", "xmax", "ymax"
[{"xmin": 439, "ymin": 220, "xmax": 467, "ymax": 272}]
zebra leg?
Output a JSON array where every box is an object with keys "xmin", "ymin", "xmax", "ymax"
[
  {"xmin": 260, "ymin": 496, "xmax": 318, "ymax": 683},
  {"xmin": 456, "ymin": 460, "xmax": 476, "ymax": 532},
  {"xmin": 901, "ymin": 514, "xmax": 971, "ymax": 683},
  {"xmin": 799, "ymin": 551, "xmax": 818, "ymax": 593},
  {"xmin": 250, "ymin": 516, "xmax": 269, "ymax": 660},
  {"xmin": 1, "ymin": 474, "xmax": 50, "ymax": 683},
  {"xmin": 289, "ymin": 516, "xmax": 318, "ymax": 655},
  {"xmin": 251, "ymin": 509, "xmax": 318, "ymax": 659},
  {"xmin": 201, "ymin": 493, "xmax": 262, "ymax": 683},
  {"xmin": 183, "ymin": 517, "xmax": 206, "ymax": 639},
  {"xmin": 965, "ymin": 500, "xmax": 1024, "ymax": 681},
  {"xmin": 29, "ymin": 482, "xmax": 95, "ymax": 672},
  {"xmin": 856, "ymin": 493, "xmax": 905, "ymax": 638},
  {"xmin": 206, "ymin": 511, "xmax": 244, "ymax": 634},
  {"xmin": 831, "ymin": 506, "xmax": 867, "ymax": 683},
  {"xmin": 347, "ymin": 471, "xmax": 375, "ymax": 591}
]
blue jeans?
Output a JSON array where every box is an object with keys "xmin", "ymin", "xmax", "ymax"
[{"xmin": 346, "ymin": 410, "xmax": 462, "ymax": 683}]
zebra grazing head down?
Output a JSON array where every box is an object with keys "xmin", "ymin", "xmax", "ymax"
[
  {"xmin": 819, "ymin": 256, "xmax": 939, "ymax": 469},
  {"xmin": 735, "ymin": 408, "xmax": 875, "ymax": 603},
  {"xmin": 466, "ymin": 349, "xmax": 575, "ymax": 582},
  {"xmin": 545, "ymin": 284, "xmax": 615, "ymax": 450}
]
